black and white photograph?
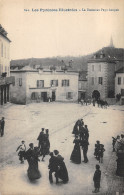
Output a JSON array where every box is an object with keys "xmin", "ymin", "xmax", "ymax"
[{"xmin": 0, "ymin": 0, "xmax": 124, "ymax": 194}]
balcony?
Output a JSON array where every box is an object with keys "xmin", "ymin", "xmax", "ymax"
[{"xmin": 0, "ymin": 76, "xmax": 15, "ymax": 86}]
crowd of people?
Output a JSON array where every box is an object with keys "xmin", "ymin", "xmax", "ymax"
[
  {"xmin": 78, "ymin": 97, "xmax": 109, "ymax": 109},
  {"xmin": 14, "ymin": 115, "xmax": 123, "ymax": 193},
  {"xmin": 16, "ymin": 128, "xmax": 69, "ymax": 184},
  {"xmin": 71, "ymin": 118, "xmax": 106, "ymax": 193},
  {"xmin": 15, "ymin": 118, "xmax": 104, "ymax": 193}
]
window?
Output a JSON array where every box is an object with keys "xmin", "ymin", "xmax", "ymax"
[
  {"xmin": 98, "ymin": 77, "xmax": 103, "ymax": 85},
  {"xmin": 118, "ymin": 77, "xmax": 121, "ymax": 85},
  {"xmin": 121, "ymin": 89, "xmax": 124, "ymax": 96},
  {"xmin": 51, "ymin": 80, "xmax": 58, "ymax": 87},
  {"xmin": 1, "ymin": 42, "xmax": 3, "ymax": 57},
  {"xmin": 66, "ymin": 92, "xmax": 73, "ymax": 99},
  {"xmin": 91, "ymin": 77, "xmax": 94, "ymax": 85},
  {"xmin": 8, "ymin": 48, "xmax": 9, "ymax": 59},
  {"xmin": 37, "ymin": 80, "xmax": 44, "ymax": 88},
  {"xmin": 31, "ymin": 92, "xmax": 38, "ymax": 100},
  {"xmin": 92, "ymin": 65, "xmax": 94, "ymax": 71},
  {"xmin": 5, "ymin": 46, "xmax": 6, "ymax": 58},
  {"xmin": 99, "ymin": 64, "xmax": 101, "ymax": 72},
  {"xmin": 62, "ymin": 80, "xmax": 69, "ymax": 87},
  {"xmin": 19, "ymin": 78, "xmax": 22, "ymax": 86}
]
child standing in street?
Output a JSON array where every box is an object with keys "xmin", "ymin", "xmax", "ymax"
[
  {"xmin": 93, "ymin": 164, "xmax": 101, "ymax": 193},
  {"xmin": 98, "ymin": 144, "xmax": 105, "ymax": 163},
  {"xmin": 16, "ymin": 141, "xmax": 26, "ymax": 163}
]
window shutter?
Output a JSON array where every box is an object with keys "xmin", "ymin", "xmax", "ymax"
[{"xmin": 37, "ymin": 80, "xmax": 39, "ymax": 87}]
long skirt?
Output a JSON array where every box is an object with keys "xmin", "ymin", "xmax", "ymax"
[
  {"xmin": 57, "ymin": 162, "xmax": 69, "ymax": 183},
  {"xmin": 27, "ymin": 159, "xmax": 41, "ymax": 180},
  {"xmin": 70, "ymin": 145, "xmax": 81, "ymax": 164}
]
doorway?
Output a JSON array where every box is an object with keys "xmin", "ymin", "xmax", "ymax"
[
  {"xmin": 52, "ymin": 91, "xmax": 56, "ymax": 101},
  {"xmin": 92, "ymin": 90, "xmax": 100, "ymax": 101},
  {"xmin": 41, "ymin": 92, "xmax": 47, "ymax": 102}
]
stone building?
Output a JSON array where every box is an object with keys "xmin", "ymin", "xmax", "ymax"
[
  {"xmin": 87, "ymin": 42, "xmax": 124, "ymax": 100},
  {"xmin": 10, "ymin": 66, "xmax": 78, "ymax": 104},
  {"xmin": 115, "ymin": 67, "xmax": 124, "ymax": 105},
  {"xmin": 0, "ymin": 24, "xmax": 14, "ymax": 105},
  {"xmin": 78, "ymin": 71, "xmax": 87, "ymax": 100}
]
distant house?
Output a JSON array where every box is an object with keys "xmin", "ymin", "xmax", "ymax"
[
  {"xmin": 87, "ymin": 42, "xmax": 124, "ymax": 100},
  {"xmin": 10, "ymin": 66, "xmax": 78, "ymax": 104},
  {"xmin": 115, "ymin": 67, "xmax": 124, "ymax": 105},
  {"xmin": 0, "ymin": 24, "xmax": 14, "ymax": 105}
]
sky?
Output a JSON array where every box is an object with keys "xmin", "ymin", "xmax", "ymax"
[{"xmin": 0, "ymin": 0, "xmax": 124, "ymax": 60}]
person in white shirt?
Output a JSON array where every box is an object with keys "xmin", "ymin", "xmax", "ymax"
[{"xmin": 16, "ymin": 140, "xmax": 26, "ymax": 163}]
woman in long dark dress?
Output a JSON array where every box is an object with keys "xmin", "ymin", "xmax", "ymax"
[
  {"xmin": 26, "ymin": 143, "xmax": 41, "ymax": 181},
  {"xmin": 54, "ymin": 150, "xmax": 69, "ymax": 184},
  {"xmin": 70, "ymin": 135, "xmax": 81, "ymax": 164},
  {"xmin": 72, "ymin": 120, "xmax": 80, "ymax": 136}
]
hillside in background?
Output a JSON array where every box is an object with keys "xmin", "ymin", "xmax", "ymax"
[
  {"xmin": 10, "ymin": 47, "xmax": 124, "ymax": 71},
  {"xmin": 10, "ymin": 54, "xmax": 93, "ymax": 71}
]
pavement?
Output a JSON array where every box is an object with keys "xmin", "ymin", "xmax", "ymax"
[{"xmin": 0, "ymin": 102, "xmax": 124, "ymax": 195}]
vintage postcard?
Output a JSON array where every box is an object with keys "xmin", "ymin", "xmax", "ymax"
[{"xmin": 0, "ymin": 0, "xmax": 124, "ymax": 194}]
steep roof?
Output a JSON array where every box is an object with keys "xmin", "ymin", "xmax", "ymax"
[
  {"xmin": 115, "ymin": 67, "xmax": 124, "ymax": 73},
  {"xmin": 0, "ymin": 24, "xmax": 11, "ymax": 42},
  {"xmin": 88, "ymin": 47, "xmax": 124, "ymax": 63}
]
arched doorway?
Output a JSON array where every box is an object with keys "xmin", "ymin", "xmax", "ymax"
[{"xmin": 92, "ymin": 90, "xmax": 100, "ymax": 101}]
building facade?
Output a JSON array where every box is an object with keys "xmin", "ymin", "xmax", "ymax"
[
  {"xmin": 0, "ymin": 24, "xmax": 14, "ymax": 105},
  {"xmin": 87, "ymin": 52, "xmax": 116, "ymax": 100},
  {"xmin": 10, "ymin": 67, "xmax": 78, "ymax": 104},
  {"xmin": 78, "ymin": 71, "xmax": 87, "ymax": 100},
  {"xmin": 115, "ymin": 67, "xmax": 124, "ymax": 105}
]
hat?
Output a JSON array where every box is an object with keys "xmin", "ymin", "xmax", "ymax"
[
  {"xmin": 54, "ymin": 150, "xmax": 59, "ymax": 155},
  {"xmin": 41, "ymin": 128, "xmax": 44, "ymax": 131},
  {"xmin": 49, "ymin": 152, "xmax": 53, "ymax": 156},
  {"xmin": 29, "ymin": 143, "xmax": 33, "ymax": 147},
  {"xmin": 96, "ymin": 164, "xmax": 100, "ymax": 169}
]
